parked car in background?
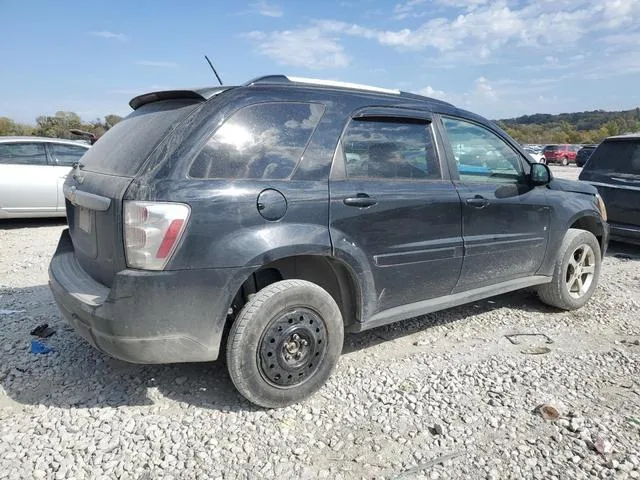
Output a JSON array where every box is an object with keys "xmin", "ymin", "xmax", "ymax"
[
  {"xmin": 543, "ymin": 144, "xmax": 579, "ymax": 165},
  {"xmin": 49, "ymin": 74, "xmax": 608, "ymax": 408},
  {"xmin": 523, "ymin": 145, "xmax": 545, "ymax": 163},
  {"xmin": 579, "ymin": 134, "xmax": 640, "ymax": 244},
  {"xmin": 0, "ymin": 137, "xmax": 89, "ymax": 218},
  {"xmin": 575, "ymin": 144, "xmax": 598, "ymax": 167}
]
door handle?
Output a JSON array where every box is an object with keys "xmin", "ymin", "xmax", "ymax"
[
  {"xmin": 343, "ymin": 193, "xmax": 377, "ymax": 208},
  {"xmin": 466, "ymin": 195, "xmax": 489, "ymax": 208}
]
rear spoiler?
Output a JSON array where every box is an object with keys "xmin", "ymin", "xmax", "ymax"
[{"xmin": 129, "ymin": 87, "xmax": 231, "ymax": 110}]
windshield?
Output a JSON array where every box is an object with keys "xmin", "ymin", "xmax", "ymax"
[{"xmin": 584, "ymin": 139, "xmax": 640, "ymax": 178}]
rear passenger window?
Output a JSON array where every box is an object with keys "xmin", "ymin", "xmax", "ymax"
[
  {"xmin": 342, "ymin": 119, "xmax": 440, "ymax": 180},
  {"xmin": 50, "ymin": 144, "xmax": 88, "ymax": 166},
  {"xmin": 189, "ymin": 102, "xmax": 324, "ymax": 179},
  {"xmin": 0, "ymin": 143, "xmax": 47, "ymax": 166}
]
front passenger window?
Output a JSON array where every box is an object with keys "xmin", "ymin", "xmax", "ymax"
[
  {"xmin": 442, "ymin": 117, "xmax": 524, "ymax": 183},
  {"xmin": 0, "ymin": 143, "xmax": 48, "ymax": 166}
]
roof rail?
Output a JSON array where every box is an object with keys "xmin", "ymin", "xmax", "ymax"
[{"xmin": 245, "ymin": 75, "xmax": 401, "ymax": 95}]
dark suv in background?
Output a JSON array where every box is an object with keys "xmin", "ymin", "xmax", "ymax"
[
  {"xmin": 49, "ymin": 75, "xmax": 609, "ymax": 407},
  {"xmin": 579, "ymin": 134, "xmax": 640, "ymax": 244},
  {"xmin": 576, "ymin": 144, "xmax": 598, "ymax": 167}
]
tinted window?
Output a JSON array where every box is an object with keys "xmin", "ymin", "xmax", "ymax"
[
  {"xmin": 81, "ymin": 99, "xmax": 201, "ymax": 176},
  {"xmin": 0, "ymin": 143, "xmax": 47, "ymax": 165},
  {"xmin": 442, "ymin": 117, "xmax": 524, "ymax": 183},
  {"xmin": 544, "ymin": 145, "xmax": 559, "ymax": 151},
  {"xmin": 189, "ymin": 102, "xmax": 324, "ymax": 179},
  {"xmin": 342, "ymin": 119, "xmax": 440, "ymax": 180},
  {"xmin": 583, "ymin": 140, "xmax": 640, "ymax": 176},
  {"xmin": 50, "ymin": 143, "xmax": 88, "ymax": 166}
]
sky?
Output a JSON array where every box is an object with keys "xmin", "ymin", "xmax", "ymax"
[{"xmin": 2, "ymin": 0, "xmax": 640, "ymax": 123}]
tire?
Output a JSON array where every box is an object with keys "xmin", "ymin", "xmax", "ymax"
[
  {"xmin": 226, "ymin": 279, "xmax": 344, "ymax": 408},
  {"xmin": 537, "ymin": 229, "xmax": 601, "ymax": 310},
  {"xmin": 561, "ymin": 156, "xmax": 569, "ymax": 166}
]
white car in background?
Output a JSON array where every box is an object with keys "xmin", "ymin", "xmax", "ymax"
[
  {"xmin": 523, "ymin": 145, "xmax": 546, "ymax": 164},
  {"xmin": 0, "ymin": 137, "xmax": 90, "ymax": 218}
]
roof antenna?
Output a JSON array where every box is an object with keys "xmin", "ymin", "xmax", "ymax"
[{"xmin": 204, "ymin": 55, "xmax": 223, "ymax": 86}]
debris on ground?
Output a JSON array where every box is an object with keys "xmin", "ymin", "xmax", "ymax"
[
  {"xmin": 537, "ymin": 404, "xmax": 560, "ymax": 421},
  {"xmin": 30, "ymin": 339, "xmax": 53, "ymax": 354},
  {"xmin": 592, "ymin": 435, "xmax": 613, "ymax": 456},
  {"xmin": 30, "ymin": 323, "xmax": 55, "ymax": 338},
  {"xmin": 505, "ymin": 333, "xmax": 554, "ymax": 345},
  {"xmin": 521, "ymin": 346, "xmax": 551, "ymax": 355}
]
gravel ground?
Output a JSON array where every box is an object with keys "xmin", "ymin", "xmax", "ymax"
[{"xmin": 1, "ymin": 173, "xmax": 639, "ymax": 479}]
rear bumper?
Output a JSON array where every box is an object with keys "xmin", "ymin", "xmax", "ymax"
[
  {"xmin": 609, "ymin": 222, "xmax": 640, "ymax": 245},
  {"xmin": 48, "ymin": 229, "xmax": 253, "ymax": 363}
]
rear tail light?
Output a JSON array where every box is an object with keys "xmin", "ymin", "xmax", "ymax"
[{"xmin": 123, "ymin": 201, "xmax": 190, "ymax": 270}]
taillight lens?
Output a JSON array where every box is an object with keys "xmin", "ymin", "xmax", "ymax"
[{"xmin": 123, "ymin": 201, "xmax": 190, "ymax": 270}]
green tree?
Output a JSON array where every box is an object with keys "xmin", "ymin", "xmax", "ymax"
[{"xmin": 104, "ymin": 114, "xmax": 122, "ymax": 129}]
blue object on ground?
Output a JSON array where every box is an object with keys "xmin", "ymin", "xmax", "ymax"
[{"xmin": 31, "ymin": 339, "xmax": 53, "ymax": 354}]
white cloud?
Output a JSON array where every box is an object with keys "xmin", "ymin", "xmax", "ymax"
[
  {"xmin": 245, "ymin": 27, "xmax": 349, "ymax": 69},
  {"xmin": 135, "ymin": 61, "xmax": 178, "ymax": 68},
  {"xmin": 250, "ymin": 1, "xmax": 283, "ymax": 17},
  {"xmin": 417, "ymin": 85, "xmax": 448, "ymax": 100},
  {"xmin": 89, "ymin": 30, "xmax": 127, "ymax": 42}
]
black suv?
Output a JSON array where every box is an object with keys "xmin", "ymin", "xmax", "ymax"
[
  {"xmin": 49, "ymin": 75, "xmax": 609, "ymax": 407},
  {"xmin": 579, "ymin": 134, "xmax": 640, "ymax": 244},
  {"xmin": 575, "ymin": 144, "xmax": 597, "ymax": 168}
]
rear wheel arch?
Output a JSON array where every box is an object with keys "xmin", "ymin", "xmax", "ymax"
[{"xmin": 231, "ymin": 255, "xmax": 362, "ymax": 328}]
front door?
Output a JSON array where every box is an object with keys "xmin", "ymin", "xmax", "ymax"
[
  {"xmin": 0, "ymin": 142, "xmax": 57, "ymax": 216},
  {"xmin": 438, "ymin": 116, "xmax": 550, "ymax": 291},
  {"xmin": 329, "ymin": 109, "xmax": 463, "ymax": 316}
]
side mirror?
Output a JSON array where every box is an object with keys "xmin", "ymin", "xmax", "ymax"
[{"xmin": 530, "ymin": 163, "xmax": 551, "ymax": 185}]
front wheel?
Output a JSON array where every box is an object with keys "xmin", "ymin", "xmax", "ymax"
[
  {"xmin": 537, "ymin": 229, "xmax": 601, "ymax": 310},
  {"xmin": 226, "ymin": 280, "xmax": 344, "ymax": 408}
]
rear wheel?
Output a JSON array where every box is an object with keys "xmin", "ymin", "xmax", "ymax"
[
  {"xmin": 561, "ymin": 156, "xmax": 569, "ymax": 166},
  {"xmin": 226, "ymin": 280, "xmax": 344, "ymax": 408},
  {"xmin": 537, "ymin": 229, "xmax": 601, "ymax": 310}
]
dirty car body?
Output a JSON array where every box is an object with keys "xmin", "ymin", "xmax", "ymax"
[{"xmin": 49, "ymin": 75, "xmax": 609, "ymax": 407}]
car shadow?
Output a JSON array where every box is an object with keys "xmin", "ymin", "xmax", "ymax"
[
  {"xmin": 0, "ymin": 285, "xmax": 257, "ymax": 412},
  {"xmin": 2, "ymin": 241, "xmax": 638, "ymax": 412},
  {"xmin": 0, "ymin": 218, "xmax": 67, "ymax": 230}
]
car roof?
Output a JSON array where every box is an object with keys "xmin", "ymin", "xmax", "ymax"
[
  {"xmin": 0, "ymin": 136, "xmax": 90, "ymax": 147},
  {"xmin": 129, "ymin": 74, "xmax": 456, "ymax": 111},
  {"xmin": 606, "ymin": 133, "xmax": 640, "ymax": 141}
]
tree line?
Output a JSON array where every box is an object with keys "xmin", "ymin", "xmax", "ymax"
[
  {"xmin": 496, "ymin": 108, "xmax": 640, "ymax": 145},
  {"xmin": 0, "ymin": 112, "xmax": 122, "ymax": 140},
  {"xmin": 2, "ymin": 107, "xmax": 639, "ymax": 146}
]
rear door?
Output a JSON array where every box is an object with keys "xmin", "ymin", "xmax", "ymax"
[
  {"xmin": 0, "ymin": 142, "xmax": 57, "ymax": 216},
  {"xmin": 64, "ymin": 99, "xmax": 203, "ymax": 286},
  {"xmin": 329, "ymin": 108, "xmax": 463, "ymax": 313},
  {"xmin": 438, "ymin": 116, "xmax": 550, "ymax": 291},
  {"xmin": 46, "ymin": 142, "xmax": 89, "ymax": 212},
  {"xmin": 579, "ymin": 138, "xmax": 640, "ymax": 228}
]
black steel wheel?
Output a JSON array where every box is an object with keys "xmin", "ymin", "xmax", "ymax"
[
  {"xmin": 258, "ymin": 308, "xmax": 327, "ymax": 387},
  {"xmin": 226, "ymin": 280, "xmax": 344, "ymax": 408}
]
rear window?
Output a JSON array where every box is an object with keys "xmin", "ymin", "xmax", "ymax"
[
  {"xmin": 583, "ymin": 139, "xmax": 640, "ymax": 176},
  {"xmin": 189, "ymin": 102, "xmax": 324, "ymax": 180},
  {"xmin": 81, "ymin": 99, "xmax": 201, "ymax": 176}
]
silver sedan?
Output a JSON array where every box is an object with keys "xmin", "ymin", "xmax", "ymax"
[{"xmin": 0, "ymin": 136, "xmax": 90, "ymax": 218}]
